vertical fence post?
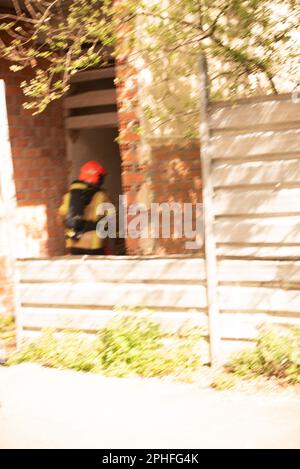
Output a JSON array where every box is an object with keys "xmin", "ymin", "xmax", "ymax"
[{"xmin": 198, "ymin": 55, "xmax": 221, "ymax": 367}]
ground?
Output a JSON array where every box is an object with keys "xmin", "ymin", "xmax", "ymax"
[{"xmin": 0, "ymin": 364, "xmax": 300, "ymax": 449}]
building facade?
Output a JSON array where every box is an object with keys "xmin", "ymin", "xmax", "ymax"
[{"xmin": 0, "ymin": 52, "xmax": 203, "ymax": 316}]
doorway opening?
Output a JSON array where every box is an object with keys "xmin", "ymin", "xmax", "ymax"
[{"xmin": 65, "ymin": 65, "xmax": 125, "ymax": 255}]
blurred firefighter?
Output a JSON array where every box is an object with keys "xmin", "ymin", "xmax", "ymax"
[{"xmin": 58, "ymin": 160, "xmax": 112, "ymax": 255}]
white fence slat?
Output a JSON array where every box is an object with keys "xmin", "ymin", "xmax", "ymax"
[
  {"xmin": 217, "ymin": 259, "xmax": 300, "ymax": 283},
  {"xmin": 214, "ymin": 188, "xmax": 300, "ymax": 215},
  {"xmin": 213, "ymin": 158, "xmax": 300, "ymax": 188},
  {"xmin": 17, "ymin": 258, "xmax": 206, "ymax": 283},
  {"xmin": 217, "ymin": 244, "xmax": 300, "ymax": 259},
  {"xmin": 211, "ymin": 129, "xmax": 300, "ymax": 160},
  {"xmin": 219, "ymin": 285, "xmax": 300, "ymax": 314},
  {"xmin": 17, "ymin": 258, "xmax": 300, "ymax": 285},
  {"xmin": 215, "ymin": 216, "xmax": 300, "ymax": 244},
  {"xmin": 210, "ymin": 99, "xmax": 300, "ymax": 131},
  {"xmin": 18, "ymin": 307, "xmax": 208, "ymax": 335},
  {"xmin": 19, "ymin": 282, "xmax": 208, "ymax": 309}
]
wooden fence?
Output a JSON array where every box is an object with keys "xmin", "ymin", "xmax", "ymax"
[
  {"xmin": 15, "ymin": 92, "xmax": 300, "ymax": 364},
  {"xmin": 16, "ymin": 255, "xmax": 300, "ymax": 362},
  {"xmin": 209, "ymin": 94, "xmax": 300, "ymax": 259}
]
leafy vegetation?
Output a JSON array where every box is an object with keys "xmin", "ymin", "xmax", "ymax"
[
  {"xmin": 223, "ymin": 326, "xmax": 300, "ymax": 385},
  {"xmin": 210, "ymin": 372, "xmax": 237, "ymax": 391},
  {"xmin": 0, "ymin": 0, "xmax": 298, "ymax": 136},
  {"xmin": 5, "ymin": 316, "xmax": 300, "ymax": 389},
  {"xmin": 7, "ymin": 316, "xmax": 203, "ymax": 379},
  {"xmin": 0, "ymin": 314, "xmax": 15, "ymax": 348}
]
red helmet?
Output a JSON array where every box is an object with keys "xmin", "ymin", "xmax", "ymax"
[{"xmin": 79, "ymin": 161, "xmax": 107, "ymax": 184}]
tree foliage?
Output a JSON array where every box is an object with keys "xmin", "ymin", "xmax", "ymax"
[{"xmin": 0, "ymin": 0, "xmax": 298, "ymax": 123}]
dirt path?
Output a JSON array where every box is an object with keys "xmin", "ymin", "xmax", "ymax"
[{"xmin": 0, "ymin": 364, "xmax": 300, "ymax": 449}]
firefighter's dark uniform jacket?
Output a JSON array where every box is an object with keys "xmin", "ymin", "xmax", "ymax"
[{"xmin": 58, "ymin": 181, "xmax": 111, "ymax": 251}]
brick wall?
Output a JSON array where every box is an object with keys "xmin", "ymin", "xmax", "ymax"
[
  {"xmin": 116, "ymin": 62, "xmax": 149, "ymax": 255},
  {"xmin": 0, "ymin": 60, "xmax": 68, "ymax": 316},
  {"xmin": 150, "ymin": 141, "xmax": 203, "ymax": 254},
  {"xmin": 0, "ymin": 60, "xmax": 68, "ymax": 258},
  {"xmin": 116, "ymin": 62, "xmax": 203, "ymax": 255}
]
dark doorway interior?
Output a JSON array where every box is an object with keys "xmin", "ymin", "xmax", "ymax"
[{"xmin": 65, "ymin": 66, "xmax": 125, "ymax": 255}]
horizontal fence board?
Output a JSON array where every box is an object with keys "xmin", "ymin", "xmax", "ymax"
[
  {"xmin": 215, "ymin": 216, "xmax": 300, "ymax": 244},
  {"xmin": 210, "ymin": 93, "xmax": 293, "ymax": 107},
  {"xmin": 17, "ymin": 258, "xmax": 207, "ymax": 283},
  {"xmin": 209, "ymin": 99, "xmax": 300, "ymax": 131},
  {"xmin": 219, "ymin": 285, "xmax": 300, "ymax": 314},
  {"xmin": 217, "ymin": 244, "xmax": 300, "ymax": 259},
  {"xmin": 217, "ymin": 259, "xmax": 300, "ymax": 283},
  {"xmin": 214, "ymin": 188, "xmax": 300, "ymax": 216},
  {"xmin": 212, "ymin": 123, "xmax": 300, "ymax": 136},
  {"xmin": 19, "ymin": 308, "xmax": 300, "ymax": 341},
  {"xmin": 17, "ymin": 258, "xmax": 300, "ymax": 285},
  {"xmin": 213, "ymin": 158, "xmax": 300, "ymax": 188},
  {"xmin": 18, "ymin": 307, "xmax": 300, "ymax": 341},
  {"xmin": 19, "ymin": 282, "xmax": 208, "ymax": 309},
  {"xmin": 220, "ymin": 312, "xmax": 300, "ymax": 340},
  {"xmin": 18, "ymin": 307, "xmax": 208, "ymax": 335},
  {"xmin": 211, "ymin": 129, "xmax": 300, "ymax": 160}
]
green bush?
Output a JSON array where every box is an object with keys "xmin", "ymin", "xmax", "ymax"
[
  {"xmin": 226, "ymin": 326, "xmax": 300, "ymax": 384},
  {"xmin": 8, "ymin": 329, "xmax": 100, "ymax": 372},
  {"xmin": 96, "ymin": 316, "xmax": 161, "ymax": 377},
  {"xmin": 8, "ymin": 316, "xmax": 202, "ymax": 379}
]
